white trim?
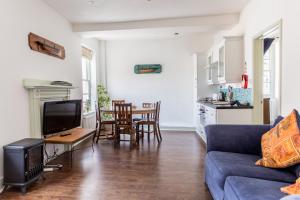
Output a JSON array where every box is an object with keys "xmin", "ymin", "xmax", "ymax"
[
  {"xmin": 160, "ymin": 126, "xmax": 196, "ymax": 132},
  {"xmin": 252, "ymin": 20, "xmax": 282, "ymax": 123},
  {"xmin": 23, "ymin": 79, "xmax": 77, "ymax": 89}
]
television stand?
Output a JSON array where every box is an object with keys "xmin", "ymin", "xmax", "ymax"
[{"xmin": 44, "ymin": 128, "xmax": 96, "ymax": 167}]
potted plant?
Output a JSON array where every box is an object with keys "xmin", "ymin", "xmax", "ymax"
[
  {"xmin": 85, "ymin": 100, "xmax": 91, "ymax": 113},
  {"xmin": 97, "ymin": 85, "xmax": 111, "ymax": 120}
]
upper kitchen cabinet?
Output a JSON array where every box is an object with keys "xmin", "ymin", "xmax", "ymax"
[
  {"xmin": 206, "ymin": 36, "xmax": 244, "ymax": 85},
  {"xmin": 206, "ymin": 48, "xmax": 218, "ymax": 85},
  {"xmin": 217, "ymin": 36, "xmax": 244, "ymax": 84}
]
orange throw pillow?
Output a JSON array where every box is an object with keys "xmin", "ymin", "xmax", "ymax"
[
  {"xmin": 281, "ymin": 178, "xmax": 300, "ymax": 195},
  {"xmin": 256, "ymin": 110, "xmax": 300, "ymax": 168}
]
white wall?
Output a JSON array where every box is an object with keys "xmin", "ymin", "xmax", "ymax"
[
  {"xmin": 218, "ymin": 0, "xmax": 300, "ymax": 115},
  {"xmin": 105, "ymin": 34, "xmax": 214, "ymax": 128},
  {"xmin": 0, "ymin": 0, "xmax": 82, "ymax": 183}
]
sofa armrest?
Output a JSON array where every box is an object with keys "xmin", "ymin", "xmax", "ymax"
[{"xmin": 205, "ymin": 124, "xmax": 271, "ymax": 155}]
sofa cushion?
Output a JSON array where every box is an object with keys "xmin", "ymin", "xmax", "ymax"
[
  {"xmin": 281, "ymin": 178, "xmax": 300, "ymax": 195},
  {"xmin": 256, "ymin": 110, "xmax": 300, "ymax": 168},
  {"xmin": 290, "ymin": 111, "xmax": 300, "ymax": 178},
  {"xmin": 224, "ymin": 176, "xmax": 288, "ymax": 200},
  {"xmin": 274, "ymin": 114, "xmax": 300, "ymax": 177},
  {"xmin": 290, "ymin": 164, "xmax": 300, "ymax": 177},
  {"xmin": 281, "ymin": 195, "xmax": 300, "ymax": 200},
  {"xmin": 272, "ymin": 116, "xmax": 284, "ymax": 127},
  {"xmin": 206, "ymin": 151, "xmax": 296, "ymax": 192}
]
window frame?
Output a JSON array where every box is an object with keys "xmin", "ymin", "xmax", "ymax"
[{"xmin": 81, "ymin": 46, "xmax": 93, "ymax": 114}]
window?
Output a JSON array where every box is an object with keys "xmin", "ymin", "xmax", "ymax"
[
  {"xmin": 81, "ymin": 46, "xmax": 93, "ymax": 114},
  {"xmin": 263, "ymin": 49, "xmax": 271, "ymax": 97}
]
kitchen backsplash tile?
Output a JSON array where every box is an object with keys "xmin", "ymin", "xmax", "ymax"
[{"xmin": 220, "ymin": 88, "xmax": 253, "ymax": 104}]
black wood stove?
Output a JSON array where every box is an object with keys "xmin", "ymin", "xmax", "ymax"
[{"xmin": 3, "ymin": 138, "xmax": 44, "ymax": 193}]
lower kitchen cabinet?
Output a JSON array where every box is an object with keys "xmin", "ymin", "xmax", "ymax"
[{"xmin": 196, "ymin": 102, "xmax": 253, "ymax": 143}]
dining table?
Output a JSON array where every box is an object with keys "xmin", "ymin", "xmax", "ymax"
[
  {"xmin": 99, "ymin": 107, "xmax": 156, "ymax": 141},
  {"xmin": 100, "ymin": 107, "xmax": 156, "ymax": 116}
]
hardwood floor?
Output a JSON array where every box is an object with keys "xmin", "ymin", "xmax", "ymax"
[{"xmin": 1, "ymin": 131, "xmax": 212, "ymax": 200}]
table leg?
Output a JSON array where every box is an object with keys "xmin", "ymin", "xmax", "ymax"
[
  {"xmin": 71, "ymin": 144, "xmax": 73, "ymax": 168},
  {"xmin": 136, "ymin": 124, "xmax": 140, "ymax": 144}
]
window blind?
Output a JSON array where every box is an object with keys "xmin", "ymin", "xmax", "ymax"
[{"xmin": 82, "ymin": 46, "xmax": 93, "ymax": 60}]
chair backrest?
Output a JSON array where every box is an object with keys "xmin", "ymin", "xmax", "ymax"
[
  {"xmin": 142, "ymin": 103, "xmax": 154, "ymax": 108},
  {"xmin": 142, "ymin": 102, "xmax": 155, "ymax": 118},
  {"xmin": 154, "ymin": 101, "xmax": 161, "ymax": 123},
  {"xmin": 112, "ymin": 100, "xmax": 125, "ymax": 108},
  {"xmin": 114, "ymin": 103, "xmax": 133, "ymax": 127}
]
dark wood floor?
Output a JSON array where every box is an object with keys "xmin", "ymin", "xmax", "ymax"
[{"xmin": 1, "ymin": 131, "xmax": 212, "ymax": 200}]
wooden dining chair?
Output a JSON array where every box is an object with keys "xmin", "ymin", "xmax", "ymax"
[
  {"xmin": 136, "ymin": 101, "xmax": 161, "ymax": 143},
  {"xmin": 112, "ymin": 100, "xmax": 125, "ymax": 108},
  {"xmin": 156, "ymin": 101, "xmax": 162, "ymax": 141},
  {"xmin": 93, "ymin": 103, "xmax": 100, "ymax": 142},
  {"xmin": 114, "ymin": 103, "xmax": 136, "ymax": 147},
  {"xmin": 133, "ymin": 102, "xmax": 155, "ymax": 123},
  {"xmin": 95, "ymin": 105, "xmax": 115, "ymax": 143}
]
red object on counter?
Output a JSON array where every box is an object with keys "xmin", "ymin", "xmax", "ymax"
[{"xmin": 242, "ymin": 74, "xmax": 248, "ymax": 89}]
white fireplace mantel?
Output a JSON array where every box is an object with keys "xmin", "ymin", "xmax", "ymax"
[
  {"xmin": 23, "ymin": 79, "xmax": 77, "ymax": 90},
  {"xmin": 23, "ymin": 79, "xmax": 78, "ymax": 138}
]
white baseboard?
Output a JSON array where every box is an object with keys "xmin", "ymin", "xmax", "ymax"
[{"xmin": 160, "ymin": 126, "xmax": 196, "ymax": 132}]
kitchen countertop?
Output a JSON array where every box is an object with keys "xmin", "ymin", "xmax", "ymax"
[{"xmin": 198, "ymin": 101, "xmax": 254, "ymax": 109}]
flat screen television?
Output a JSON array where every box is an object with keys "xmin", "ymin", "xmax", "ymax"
[{"xmin": 43, "ymin": 100, "xmax": 82, "ymax": 135}]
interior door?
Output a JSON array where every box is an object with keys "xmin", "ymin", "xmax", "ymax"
[
  {"xmin": 253, "ymin": 22, "xmax": 282, "ymax": 124},
  {"xmin": 263, "ymin": 37, "xmax": 281, "ymax": 123}
]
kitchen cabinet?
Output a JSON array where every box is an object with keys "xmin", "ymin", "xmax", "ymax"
[
  {"xmin": 197, "ymin": 102, "xmax": 253, "ymax": 143},
  {"xmin": 195, "ymin": 103, "xmax": 202, "ymax": 134},
  {"xmin": 217, "ymin": 36, "xmax": 244, "ymax": 83},
  {"xmin": 206, "ymin": 53, "xmax": 213, "ymax": 84},
  {"xmin": 206, "ymin": 36, "xmax": 244, "ymax": 84},
  {"xmin": 206, "ymin": 51, "xmax": 218, "ymax": 85}
]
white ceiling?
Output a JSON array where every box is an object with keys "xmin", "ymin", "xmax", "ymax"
[{"xmin": 43, "ymin": 0, "xmax": 249, "ymax": 23}]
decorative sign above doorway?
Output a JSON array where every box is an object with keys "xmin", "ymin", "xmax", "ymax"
[
  {"xmin": 134, "ymin": 64, "xmax": 162, "ymax": 74},
  {"xmin": 28, "ymin": 32, "xmax": 65, "ymax": 59}
]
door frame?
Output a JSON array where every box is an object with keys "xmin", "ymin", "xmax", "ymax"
[{"xmin": 252, "ymin": 20, "xmax": 282, "ymax": 124}]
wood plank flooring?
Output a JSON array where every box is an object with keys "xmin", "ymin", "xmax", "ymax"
[{"xmin": 0, "ymin": 131, "xmax": 212, "ymax": 200}]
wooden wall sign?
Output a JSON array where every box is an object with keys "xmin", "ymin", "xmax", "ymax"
[
  {"xmin": 28, "ymin": 33, "xmax": 65, "ymax": 59},
  {"xmin": 134, "ymin": 64, "xmax": 162, "ymax": 74}
]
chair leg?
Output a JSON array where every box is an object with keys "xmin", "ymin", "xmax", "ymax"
[
  {"xmin": 136, "ymin": 124, "xmax": 140, "ymax": 145},
  {"xmin": 114, "ymin": 128, "xmax": 120, "ymax": 147},
  {"xmin": 96, "ymin": 124, "xmax": 101, "ymax": 143},
  {"xmin": 93, "ymin": 129, "xmax": 97, "ymax": 142},
  {"xmin": 154, "ymin": 124, "xmax": 160, "ymax": 143},
  {"xmin": 157, "ymin": 123, "xmax": 162, "ymax": 141},
  {"xmin": 130, "ymin": 129, "xmax": 136, "ymax": 149},
  {"xmin": 93, "ymin": 124, "xmax": 98, "ymax": 142},
  {"xmin": 147, "ymin": 125, "xmax": 150, "ymax": 141}
]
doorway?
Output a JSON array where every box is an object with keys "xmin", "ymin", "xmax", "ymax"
[{"xmin": 253, "ymin": 21, "xmax": 282, "ymax": 124}]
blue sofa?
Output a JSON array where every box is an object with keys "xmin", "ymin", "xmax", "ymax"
[{"xmin": 204, "ymin": 124, "xmax": 300, "ymax": 200}]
